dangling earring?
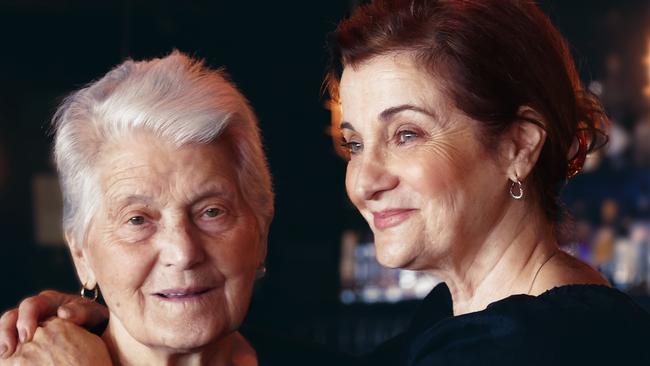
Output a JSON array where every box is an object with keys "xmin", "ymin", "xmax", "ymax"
[
  {"xmin": 255, "ymin": 263, "xmax": 267, "ymax": 280},
  {"xmin": 80, "ymin": 284, "xmax": 99, "ymax": 302},
  {"xmin": 509, "ymin": 177, "xmax": 524, "ymax": 200}
]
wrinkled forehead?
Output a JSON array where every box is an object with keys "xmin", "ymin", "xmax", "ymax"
[
  {"xmin": 339, "ymin": 54, "xmax": 452, "ymax": 124},
  {"xmin": 97, "ymin": 135, "xmax": 240, "ymax": 202}
]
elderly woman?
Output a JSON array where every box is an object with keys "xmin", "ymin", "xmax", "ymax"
[
  {"xmin": 0, "ymin": 51, "xmax": 353, "ymax": 365},
  {"xmin": 2, "ymin": 0, "xmax": 650, "ymax": 365}
]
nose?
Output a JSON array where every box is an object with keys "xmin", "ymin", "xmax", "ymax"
[
  {"xmin": 347, "ymin": 149, "xmax": 399, "ymax": 202},
  {"xmin": 158, "ymin": 216, "xmax": 206, "ymax": 270}
]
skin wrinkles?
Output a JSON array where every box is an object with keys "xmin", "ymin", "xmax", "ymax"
[
  {"xmin": 340, "ymin": 52, "xmax": 540, "ymax": 304},
  {"xmin": 100, "ymin": 165, "xmax": 154, "ymax": 208},
  {"xmin": 404, "ymin": 140, "xmax": 488, "ymax": 272},
  {"xmin": 417, "ymin": 126, "xmax": 475, "ymax": 168},
  {"xmin": 68, "ymin": 133, "xmax": 262, "ymax": 364},
  {"xmin": 341, "ymin": 70, "xmax": 490, "ymax": 269},
  {"xmin": 100, "ymin": 151, "xmax": 244, "ymax": 246},
  {"xmin": 340, "ymin": 112, "xmax": 466, "ymax": 166},
  {"xmin": 450, "ymin": 213, "xmax": 549, "ymax": 312},
  {"xmin": 340, "ymin": 52, "xmax": 609, "ymax": 316}
]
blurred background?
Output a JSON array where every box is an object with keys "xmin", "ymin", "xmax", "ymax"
[{"xmin": 1, "ymin": 0, "xmax": 649, "ymax": 355}]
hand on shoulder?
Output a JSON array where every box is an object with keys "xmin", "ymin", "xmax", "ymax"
[
  {"xmin": 0, "ymin": 290, "xmax": 109, "ymax": 358},
  {"xmin": 0, "ymin": 318, "xmax": 112, "ymax": 366}
]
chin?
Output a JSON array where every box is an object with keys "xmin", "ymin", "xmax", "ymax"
[
  {"xmin": 151, "ymin": 322, "xmax": 228, "ymax": 351},
  {"xmin": 374, "ymin": 237, "xmax": 418, "ymax": 269}
]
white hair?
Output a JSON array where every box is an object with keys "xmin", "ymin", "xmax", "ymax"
[{"xmin": 52, "ymin": 51, "xmax": 274, "ymax": 246}]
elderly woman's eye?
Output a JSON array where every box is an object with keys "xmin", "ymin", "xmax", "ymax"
[
  {"xmin": 397, "ymin": 130, "xmax": 419, "ymax": 144},
  {"xmin": 128, "ymin": 216, "xmax": 145, "ymax": 225},
  {"xmin": 203, "ymin": 207, "xmax": 224, "ymax": 218}
]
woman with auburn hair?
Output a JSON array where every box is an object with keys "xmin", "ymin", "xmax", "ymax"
[
  {"xmin": 2, "ymin": 1, "xmax": 650, "ymax": 365},
  {"xmin": 328, "ymin": 0, "xmax": 649, "ymax": 364}
]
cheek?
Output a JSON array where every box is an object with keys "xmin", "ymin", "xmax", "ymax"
[
  {"xmin": 211, "ymin": 228, "xmax": 260, "ymax": 315},
  {"xmin": 88, "ymin": 243, "xmax": 154, "ymax": 302},
  {"xmin": 399, "ymin": 153, "xmax": 460, "ymax": 199},
  {"xmin": 209, "ymin": 226, "xmax": 261, "ymax": 276},
  {"xmin": 406, "ymin": 146, "xmax": 504, "ymax": 239}
]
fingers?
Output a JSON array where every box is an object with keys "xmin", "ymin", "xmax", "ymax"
[
  {"xmin": 0, "ymin": 309, "xmax": 18, "ymax": 359},
  {"xmin": 57, "ymin": 300, "xmax": 109, "ymax": 329},
  {"xmin": 15, "ymin": 290, "xmax": 73, "ymax": 344},
  {"xmin": 15, "ymin": 318, "xmax": 111, "ymax": 366},
  {"xmin": 0, "ymin": 289, "xmax": 108, "ymax": 362},
  {"xmin": 5, "ymin": 332, "xmax": 46, "ymax": 366}
]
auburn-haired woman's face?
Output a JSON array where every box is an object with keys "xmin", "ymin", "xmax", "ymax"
[{"xmin": 338, "ymin": 53, "xmax": 510, "ymax": 270}]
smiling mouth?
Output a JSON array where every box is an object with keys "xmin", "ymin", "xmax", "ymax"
[
  {"xmin": 154, "ymin": 287, "xmax": 213, "ymax": 300},
  {"xmin": 372, "ymin": 209, "xmax": 417, "ymax": 230}
]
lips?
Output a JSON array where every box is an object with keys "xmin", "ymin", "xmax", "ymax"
[
  {"xmin": 372, "ymin": 209, "xmax": 417, "ymax": 230},
  {"xmin": 154, "ymin": 287, "xmax": 213, "ymax": 300}
]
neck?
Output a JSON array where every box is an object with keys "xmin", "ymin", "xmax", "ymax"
[
  {"xmin": 102, "ymin": 316, "xmax": 252, "ymax": 366},
  {"xmin": 431, "ymin": 203, "xmax": 558, "ymax": 315}
]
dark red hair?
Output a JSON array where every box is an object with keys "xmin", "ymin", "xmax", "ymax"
[{"xmin": 327, "ymin": 0, "xmax": 608, "ymax": 221}]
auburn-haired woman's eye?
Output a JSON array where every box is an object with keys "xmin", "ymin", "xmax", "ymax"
[
  {"xmin": 340, "ymin": 140, "xmax": 363, "ymax": 155},
  {"xmin": 203, "ymin": 207, "xmax": 224, "ymax": 218},
  {"xmin": 397, "ymin": 130, "xmax": 418, "ymax": 145}
]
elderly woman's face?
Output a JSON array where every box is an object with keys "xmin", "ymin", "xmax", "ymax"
[
  {"xmin": 76, "ymin": 133, "xmax": 262, "ymax": 350},
  {"xmin": 339, "ymin": 54, "xmax": 508, "ymax": 270}
]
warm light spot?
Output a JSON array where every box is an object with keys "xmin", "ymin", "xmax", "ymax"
[
  {"xmin": 326, "ymin": 99, "xmax": 346, "ymax": 157},
  {"xmin": 327, "ymin": 99, "xmax": 342, "ymax": 130},
  {"xmin": 644, "ymin": 38, "xmax": 650, "ymax": 97}
]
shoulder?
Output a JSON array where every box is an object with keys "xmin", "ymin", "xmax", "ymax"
[
  {"xmin": 404, "ymin": 284, "xmax": 650, "ymax": 366},
  {"xmin": 529, "ymin": 251, "xmax": 608, "ymax": 296}
]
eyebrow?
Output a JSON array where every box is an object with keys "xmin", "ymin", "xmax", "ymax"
[
  {"xmin": 107, "ymin": 194, "xmax": 156, "ymax": 218},
  {"xmin": 112, "ymin": 188, "xmax": 231, "ymax": 208},
  {"xmin": 191, "ymin": 188, "xmax": 232, "ymax": 204},
  {"xmin": 115, "ymin": 194, "xmax": 155, "ymax": 207},
  {"xmin": 339, "ymin": 104, "xmax": 438, "ymax": 131},
  {"xmin": 380, "ymin": 104, "xmax": 438, "ymax": 121}
]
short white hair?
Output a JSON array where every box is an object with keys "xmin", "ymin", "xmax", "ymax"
[{"xmin": 53, "ymin": 51, "xmax": 274, "ymax": 246}]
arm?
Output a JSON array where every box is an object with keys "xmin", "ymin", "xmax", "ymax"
[
  {"xmin": 0, "ymin": 290, "xmax": 109, "ymax": 358},
  {"xmin": 0, "ymin": 318, "xmax": 112, "ymax": 366}
]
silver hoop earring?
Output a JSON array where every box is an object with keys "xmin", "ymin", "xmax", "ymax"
[
  {"xmin": 509, "ymin": 178, "xmax": 524, "ymax": 200},
  {"xmin": 80, "ymin": 284, "xmax": 99, "ymax": 302},
  {"xmin": 255, "ymin": 264, "xmax": 267, "ymax": 280}
]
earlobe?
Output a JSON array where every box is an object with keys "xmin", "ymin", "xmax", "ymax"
[
  {"xmin": 507, "ymin": 106, "xmax": 547, "ymax": 180},
  {"xmin": 65, "ymin": 231, "xmax": 98, "ymax": 289}
]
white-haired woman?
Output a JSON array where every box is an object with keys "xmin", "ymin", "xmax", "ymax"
[{"xmin": 0, "ymin": 51, "xmax": 352, "ymax": 366}]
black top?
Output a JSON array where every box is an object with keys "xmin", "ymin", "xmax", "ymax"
[{"xmin": 364, "ymin": 283, "xmax": 650, "ymax": 365}]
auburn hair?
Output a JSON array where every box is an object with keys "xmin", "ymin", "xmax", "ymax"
[{"xmin": 327, "ymin": 0, "xmax": 608, "ymax": 221}]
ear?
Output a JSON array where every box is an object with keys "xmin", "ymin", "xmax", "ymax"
[
  {"xmin": 65, "ymin": 230, "xmax": 97, "ymax": 289},
  {"xmin": 502, "ymin": 106, "xmax": 547, "ymax": 181}
]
